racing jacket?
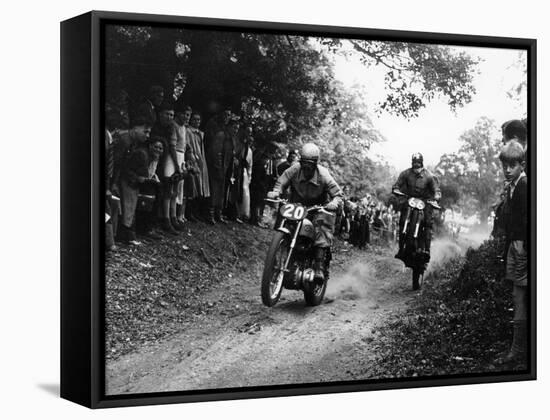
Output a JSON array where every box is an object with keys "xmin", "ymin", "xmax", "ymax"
[
  {"xmin": 392, "ymin": 167, "xmax": 440, "ymax": 201},
  {"xmin": 273, "ymin": 163, "xmax": 343, "ymax": 208}
]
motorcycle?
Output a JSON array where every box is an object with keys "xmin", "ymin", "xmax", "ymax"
[
  {"xmin": 393, "ymin": 190, "xmax": 440, "ymax": 290},
  {"xmin": 261, "ymin": 198, "xmax": 332, "ymax": 307}
]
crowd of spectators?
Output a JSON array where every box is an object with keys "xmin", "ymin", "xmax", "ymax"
[
  {"xmin": 335, "ymin": 187, "xmax": 400, "ymax": 250},
  {"xmin": 104, "ymin": 85, "xmax": 281, "ymax": 249}
]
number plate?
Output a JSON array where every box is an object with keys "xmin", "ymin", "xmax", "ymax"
[{"xmin": 280, "ymin": 203, "xmax": 307, "ymax": 221}]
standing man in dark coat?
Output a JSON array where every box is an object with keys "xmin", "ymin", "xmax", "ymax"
[{"xmin": 204, "ymin": 112, "xmax": 238, "ymax": 224}]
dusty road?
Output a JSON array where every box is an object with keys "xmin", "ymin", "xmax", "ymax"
[{"xmin": 106, "ymin": 241, "xmax": 420, "ymax": 395}]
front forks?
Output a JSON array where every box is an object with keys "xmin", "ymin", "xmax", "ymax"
[{"xmin": 279, "ymin": 219, "xmax": 302, "ymax": 276}]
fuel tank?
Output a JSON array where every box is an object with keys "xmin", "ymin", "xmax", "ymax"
[{"xmin": 298, "ymin": 218, "xmax": 316, "ymax": 240}]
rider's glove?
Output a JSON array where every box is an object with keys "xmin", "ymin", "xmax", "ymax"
[
  {"xmin": 325, "ymin": 199, "xmax": 339, "ymax": 212},
  {"xmin": 267, "ymin": 191, "xmax": 280, "ymax": 199}
]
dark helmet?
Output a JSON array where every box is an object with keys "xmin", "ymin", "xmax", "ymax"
[{"xmin": 411, "ymin": 153, "xmax": 424, "ymax": 165}]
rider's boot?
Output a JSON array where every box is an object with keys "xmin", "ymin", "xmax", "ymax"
[
  {"xmin": 395, "ymin": 235, "xmax": 405, "ymax": 259},
  {"xmin": 313, "ymin": 247, "xmax": 326, "ymax": 284}
]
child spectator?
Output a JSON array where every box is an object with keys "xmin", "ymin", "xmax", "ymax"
[{"xmin": 495, "ymin": 140, "xmax": 528, "ymax": 367}]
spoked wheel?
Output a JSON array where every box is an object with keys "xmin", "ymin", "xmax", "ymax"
[
  {"xmin": 303, "ymin": 259, "xmax": 329, "ymax": 307},
  {"xmin": 412, "ymin": 267, "xmax": 423, "ymax": 291},
  {"xmin": 261, "ymin": 231, "xmax": 289, "ymax": 307},
  {"xmin": 303, "ymin": 276, "xmax": 327, "ymax": 306}
]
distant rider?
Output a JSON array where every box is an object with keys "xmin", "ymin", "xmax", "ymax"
[
  {"xmin": 392, "ymin": 153, "xmax": 441, "ymax": 261},
  {"xmin": 267, "ymin": 143, "xmax": 343, "ymax": 283}
]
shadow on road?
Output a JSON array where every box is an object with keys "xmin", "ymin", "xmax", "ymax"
[{"xmin": 275, "ymin": 299, "xmax": 315, "ymax": 315}]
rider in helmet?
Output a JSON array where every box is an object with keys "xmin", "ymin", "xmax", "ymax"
[
  {"xmin": 392, "ymin": 153, "xmax": 441, "ymax": 261},
  {"xmin": 267, "ymin": 143, "xmax": 343, "ymax": 283}
]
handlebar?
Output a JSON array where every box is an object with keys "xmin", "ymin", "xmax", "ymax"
[
  {"xmin": 392, "ymin": 190, "xmax": 441, "ymax": 210},
  {"xmin": 264, "ymin": 198, "xmax": 333, "ymax": 215}
]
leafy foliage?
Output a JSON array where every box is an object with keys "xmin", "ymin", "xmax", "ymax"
[{"xmin": 321, "ymin": 39, "xmax": 480, "ymax": 119}]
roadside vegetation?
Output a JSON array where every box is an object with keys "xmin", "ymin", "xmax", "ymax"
[{"xmin": 364, "ymin": 239, "xmax": 518, "ymax": 378}]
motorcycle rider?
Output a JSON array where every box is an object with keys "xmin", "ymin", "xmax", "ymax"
[
  {"xmin": 267, "ymin": 143, "xmax": 343, "ymax": 283},
  {"xmin": 392, "ymin": 152, "xmax": 441, "ymax": 261}
]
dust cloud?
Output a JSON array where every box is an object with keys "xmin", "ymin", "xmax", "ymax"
[
  {"xmin": 427, "ymin": 228, "xmax": 490, "ymax": 274},
  {"xmin": 326, "ymin": 261, "xmax": 374, "ymax": 300}
]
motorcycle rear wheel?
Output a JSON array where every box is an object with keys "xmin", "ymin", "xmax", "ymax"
[
  {"xmin": 303, "ymin": 264, "xmax": 328, "ymax": 306},
  {"xmin": 261, "ymin": 231, "xmax": 288, "ymax": 307}
]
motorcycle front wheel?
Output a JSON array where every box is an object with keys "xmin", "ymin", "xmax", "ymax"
[{"xmin": 261, "ymin": 231, "xmax": 289, "ymax": 307}]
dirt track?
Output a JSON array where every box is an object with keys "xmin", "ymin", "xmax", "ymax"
[{"xmin": 106, "ymin": 241, "xmax": 418, "ymax": 395}]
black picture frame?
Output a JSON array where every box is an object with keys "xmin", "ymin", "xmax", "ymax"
[{"xmin": 61, "ymin": 10, "xmax": 537, "ymax": 409}]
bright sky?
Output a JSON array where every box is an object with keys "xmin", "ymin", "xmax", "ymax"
[{"xmin": 332, "ymin": 43, "xmax": 527, "ymax": 169}]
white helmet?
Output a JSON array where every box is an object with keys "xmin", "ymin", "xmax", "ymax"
[{"xmin": 300, "ymin": 143, "xmax": 320, "ymax": 162}]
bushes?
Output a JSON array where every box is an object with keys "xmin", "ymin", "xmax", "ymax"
[{"xmin": 366, "ymin": 239, "xmax": 514, "ymax": 378}]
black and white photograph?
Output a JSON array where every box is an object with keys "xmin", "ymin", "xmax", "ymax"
[{"xmin": 101, "ymin": 18, "xmax": 532, "ymax": 397}]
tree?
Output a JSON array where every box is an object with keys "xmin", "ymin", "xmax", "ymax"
[
  {"xmin": 435, "ymin": 117, "xmax": 502, "ymax": 226},
  {"xmin": 321, "ymin": 39, "xmax": 480, "ymax": 119},
  {"xmin": 106, "ymin": 25, "xmax": 481, "ymax": 139}
]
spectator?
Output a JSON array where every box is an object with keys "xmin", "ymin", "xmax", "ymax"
[
  {"xmin": 204, "ymin": 108, "xmax": 232, "ymax": 146},
  {"xmin": 106, "ymin": 89, "xmax": 130, "ymax": 131},
  {"xmin": 495, "ymin": 140, "xmax": 528, "ymax": 367},
  {"xmin": 105, "ymin": 103, "xmax": 123, "ymax": 251},
  {"xmin": 135, "ymin": 138, "xmax": 164, "ymax": 239},
  {"xmin": 135, "ymin": 85, "xmax": 164, "ymax": 125},
  {"xmin": 105, "ymin": 127, "xmax": 116, "ymax": 251},
  {"xmin": 250, "ymin": 145, "xmax": 277, "ymax": 227},
  {"xmin": 204, "ymin": 109, "xmax": 233, "ymax": 224},
  {"xmin": 112, "ymin": 115, "xmax": 154, "ymax": 185},
  {"xmin": 118, "ymin": 126, "xmax": 157, "ymax": 243},
  {"xmin": 501, "ymin": 119, "xmax": 527, "ymax": 149},
  {"xmin": 224, "ymin": 118, "xmax": 243, "ymax": 223},
  {"xmin": 112, "ymin": 115, "xmax": 153, "ymax": 240},
  {"xmin": 151, "ymin": 99, "xmax": 183, "ymax": 234},
  {"xmin": 356, "ymin": 205, "xmax": 370, "ymax": 250},
  {"xmin": 238, "ymin": 125, "xmax": 254, "ymax": 221},
  {"xmin": 372, "ymin": 209, "xmax": 385, "ymax": 244},
  {"xmin": 185, "ymin": 111, "xmax": 211, "ymax": 221},
  {"xmin": 174, "ymin": 103, "xmax": 192, "ymax": 225},
  {"xmin": 277, "ymin": 149, "xmax": 299, "ymax": 176},
  {"xmin": 493, "ymin": 118, "xmax": 528, "ymax": 250},
  {"xmin": 382, "ymin": 208, "xmax": 392, "ymax": 245}
]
